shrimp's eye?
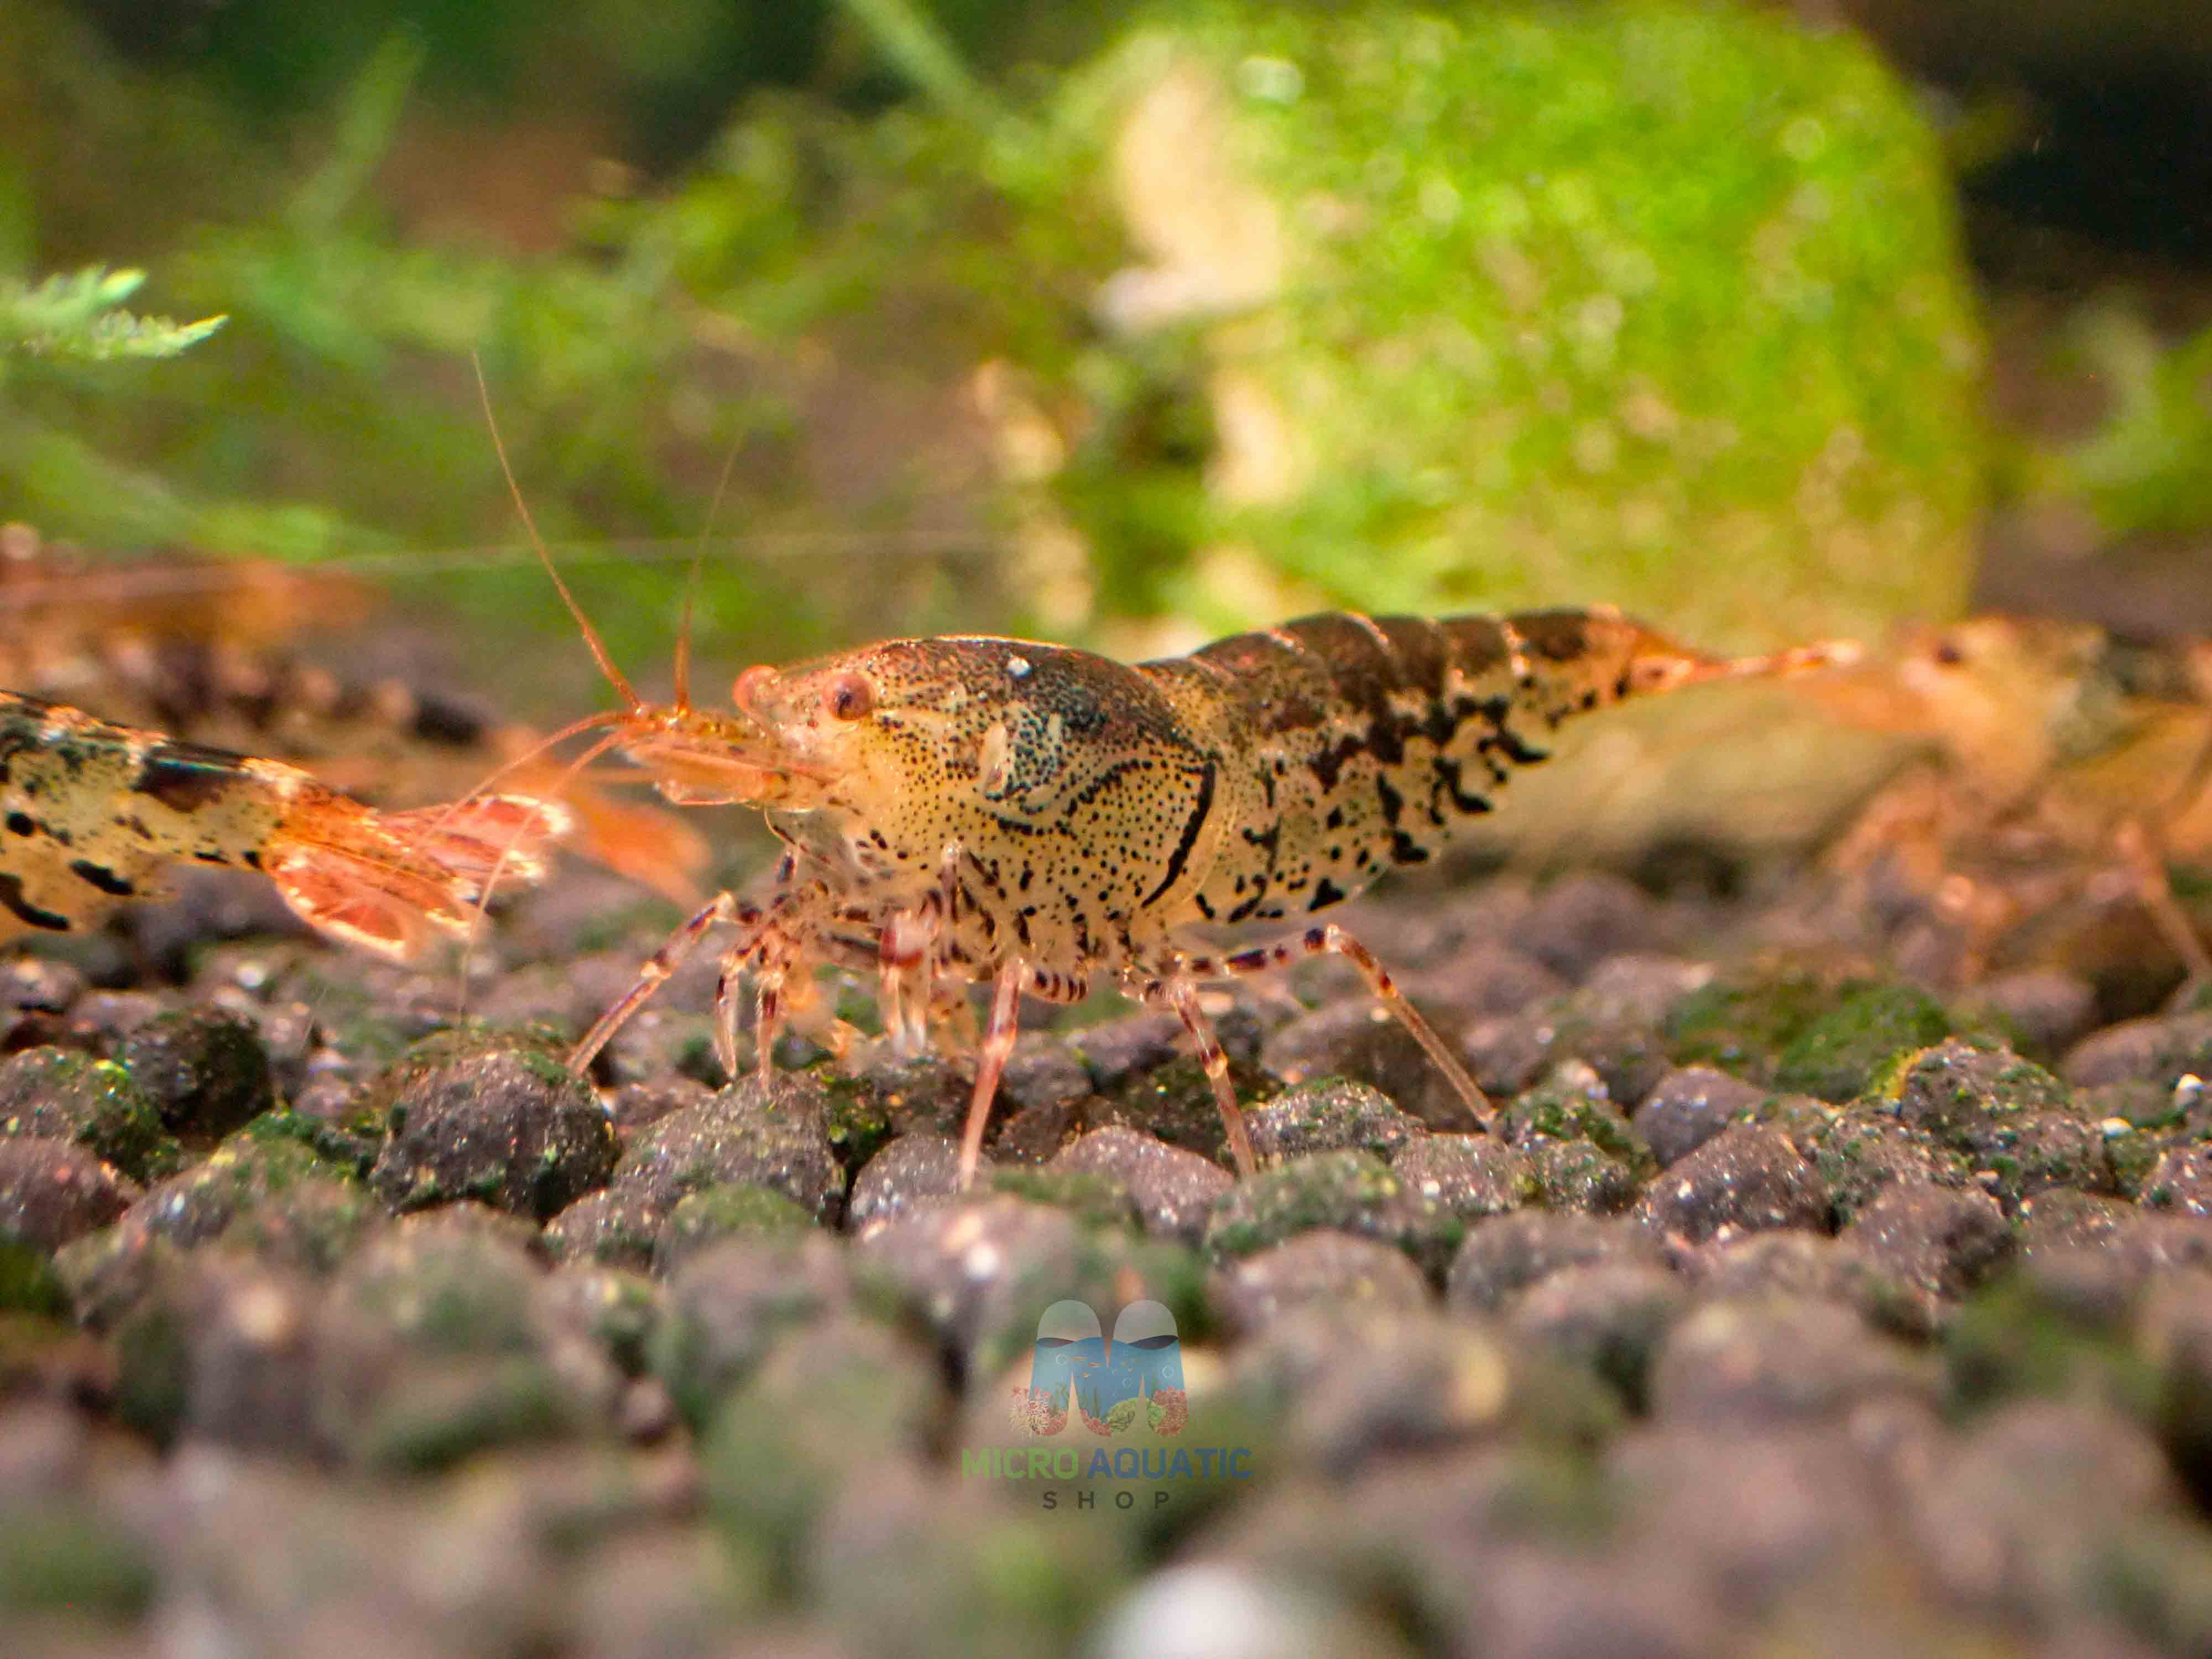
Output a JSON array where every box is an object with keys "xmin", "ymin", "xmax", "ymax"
[
  {"xmin": 826, "ymin": 674, "xmax": 875, "ymax": 721},
  {"xmin": 1932, "ymin": 637, "xmax": 1966, "ymax": 669}
]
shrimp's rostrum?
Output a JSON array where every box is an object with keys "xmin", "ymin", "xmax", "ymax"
[
  {"xmin": 1, "ymin": 690, "xmax": 569, "ymax": 959},
  {"xmin": 558, "ymin": 603, "xmax": 1856, "ymax": 1185}
]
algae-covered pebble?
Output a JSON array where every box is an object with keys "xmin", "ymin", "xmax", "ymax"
[
  {"xmin": 655, "ymin": 1182, "xmax": 817, "ymax": 1275},
  {"xmin": 985, "ymin": 1166, "xmax": 1140, "ymax": 1232},
  {"xmin": 1243, "ymin": 1076, "xmax": 1426, "ymax": 1163},
  {"xmin": 118, "ymin": 1006, "xmax": 272, "ymax": 1136},
  {"xmin": 0, "ymin": 1046, "xmax": 177, "ymax": 1182},
  {"xmin": 701, "ymin": 1316, "xmax": 942, "ymax": 1584},
  {"xmin": 1203, "ymin": 1149, "xmax": 1461, "ymax": 1275},
  {"xmin": 614, "ymin": 1071, "xmax": 846, "ymax": 1226},
  {"xmin": 365, "ymin": 1030, "xmax": 616, "ymax": 1220},
  {"xmin": 1501, "ymin": 1063, "xmax": 1653, "ymax": 1176},
  {"xmin": 1892, "ymin": 1039, "xmax": 2073, "ymax": 1140},
  {"xmin": 650, "ymin": 1235, "xmax": 852, "ymax": 1429}
]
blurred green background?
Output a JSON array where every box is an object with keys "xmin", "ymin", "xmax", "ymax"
[{"xmin": 2, "ymin": 0, "xmax": 2208, "ymax": 724}]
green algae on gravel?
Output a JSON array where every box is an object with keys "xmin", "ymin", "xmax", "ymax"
[
  {"xmin": 656, "ymin": 1183, "xmax": 817, "ymax": 1274},
  {"xmin": 1202, "ymin": 1149, "xmax": 1464, "ymax": 1276},
  {"xmin": 0, "ymin": 1047, "xmax": 179, "ymax": 1183},
  {"xmin": 1665, "ymin": 971, "xmax": 1955, "ymax": 1100},
  {"xmin": 985, "ymin": 1167, "xmax": 1140, "ymax": 1232}
]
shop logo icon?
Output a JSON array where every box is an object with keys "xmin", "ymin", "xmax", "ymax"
[{"xmin": 1012, "ymin": 1298, "xmax": 1187, "ymax": 1438}]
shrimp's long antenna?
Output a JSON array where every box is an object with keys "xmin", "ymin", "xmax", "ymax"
[
  {"xmin": 471, "ymin": 351, "xmax": 641, "ymax": 712},
  {"xmin": 435, "ymin": 708, "xmax": 629, "ymax": 821},
  {"xmin": 674, "ymin": 429, "xmax": 746, "ymax": 715}
]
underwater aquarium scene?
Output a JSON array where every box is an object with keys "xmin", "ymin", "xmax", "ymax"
[{"xmin": 4, "ymin": 0, "xmax": 2212, "ymax": 1653}]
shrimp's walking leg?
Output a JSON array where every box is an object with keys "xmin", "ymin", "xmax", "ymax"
[
  {"xmin": 568, "ymin": 891, "xmax": 750, "ymax": 1073},
  {"xmin": 2116, "ymin": 819, "xmax": 2212, "ymax": 985},
  {"xmin": 956, "ymin": 958, "xmax": 1029, "ymax": 1188},
  {"xmin": 1145, "ymin": 977, "xmax": 1260, "ymax": 1178},
  {"xmin": 1188, "ymin": 922, "xmax": 1495, "ymax": 1134}
]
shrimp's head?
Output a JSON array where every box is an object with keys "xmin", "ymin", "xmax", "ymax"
[{"xmin": 634, "ymin": 634, "xmax": 1201, "ymax": 877}]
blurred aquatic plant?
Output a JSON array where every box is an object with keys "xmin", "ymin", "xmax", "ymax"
[
  {"xmin": 2053, "ymin": 306, "xmax": 2212, "ymax": 539},
  {"xmin": 0, "ymin": 267, "xmax": 226, "ymax": 362}
]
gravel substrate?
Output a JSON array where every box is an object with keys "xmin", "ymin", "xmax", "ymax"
[{"xmin": 5, "ymin": 863, "xmax": 2212, "ymax": 1657}]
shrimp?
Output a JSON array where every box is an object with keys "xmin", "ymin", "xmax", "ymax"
[
  {"xmin": 1, "ymin": 690, "xmax": 570, "ymax": 960},
  {"xmin": 1815, "ymin": 615, "xmax": 2212, "ymax": 985},
  {"xmin": 507, "ymin": 523, "xmax": 1855, "ymax": 1182}
]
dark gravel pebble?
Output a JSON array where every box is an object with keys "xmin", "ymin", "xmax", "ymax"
[
  {"xmin": 1260, "ymin": 1003, "xmax": 1480, "ymax": 1130},
  {"xmin": 1243, "ymin": 1077, "xmax": 1427, "ymax": 1162},
  {"xmin": 542, "ymin": 1186, "xmax": 666, "ymax": 1271},
  {"xmin": 1508, "ymin": 872, "xmax": 1667, "ymax": 981},
  {"xmin": 534, "ymin": 1264, "xmax": 661, "ymax": 1378},
  {"xmin": 854, "ymin": 1194, "xmax": 1083, "ymax": 1369},
  {"xmin": 991, "ymin": 1035, "xmax": 1097, "ymax": 1162},
  {"xmin": 651, "ymin": 1235, "xmax": 851, "ymax": 1428},
  {"xmin": 2063, "ymin": 1011, "xmax": 2212, "ymax": 1090},
  {"xmin": 1631, "ymin": 1123, "xmax": 1830, "ymax": 1244},
  {"xmin": 1050, "ymin": 1126, "xmax": 1233, "ymax": 1246},
  {"xmin": 367, "ymin": 1038, "xmax": 616, "ymax": 1220},
  {"xmin": 607, "ymin": 1074, "xmax": 714, "ymax": 1140},
  {"xmin": 1911, "ymin": 1400, "xmax": 2182, "ymax": 1619},
  {"xmin": 1207, "ymin": 1229, "xmax": 1433, "ymax": 1334},
  {"xmin": 1444, "ymin": 1212, "xmax": 1663, "ymax": 1313},
  {"xmin": 1892, "ymin": 1038, "xmax": 2072, "ymax": 1138},
  {"xmin": 1680, "ymin": 1230, "xmax": 1935, "ymax": 1337},
  {"xmin": 1648, "ymin": 1297, "xmax": 1933, "ymax": 1425},
  {"xmin": 613, "ymin": 1072, "xmax": 845, "ymax": 1227},
  {"xmin": 118, "ymin": 1006, "xmax": 273, "ymax": 1136},
  {"xmin": 2142, "ymin": 1145, "xmax": 2212, "ymax": 1218},
  {"xmin": 1240, "ymin": 1306, "xmax": 1513, "ymax": 1475},
  {"xmin": 0, "ymin": 1138, "xmax": 138, "ymax": 1252},
  {"xmin": 1389, "ymin": 1133, "xmax": 1533, "ymax": 1227},
  {"xmin": 845, "ymin": 1133, "xmax": 965, "ymax": 1228},
  {"xmin": 1509, "ymin": 1261, "xmax": 1689, "ymax": 1409},
  {"xmin": 1632, "ymin": 1066, "xmax": 1772, "ymax": 1166},
  {"xmin": 1841, "ymin": 1179, "xmax": 2014, "ymax": 1302},
  {"xmin": 1969, "ymin": 969, "xmax": 2099, "ymax": 1056}
]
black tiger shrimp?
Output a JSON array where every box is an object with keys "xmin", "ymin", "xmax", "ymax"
[
  {"xmin": 500, "ymin": 495, "xmax": 1856, "ymax": 1182},
  {"xmin": 0, "ymin": 690, "xmax": 570, "ymax": 960}
]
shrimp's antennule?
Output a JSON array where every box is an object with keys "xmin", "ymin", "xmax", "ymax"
[{"xmin": 471, "ymin": 352, "xmax": 640, "ymax": 712}]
